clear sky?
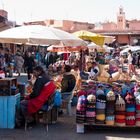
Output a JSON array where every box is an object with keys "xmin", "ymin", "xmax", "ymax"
[{"xmin": 0, "ymin": 0, "xmax": 140, "ymax": 24}]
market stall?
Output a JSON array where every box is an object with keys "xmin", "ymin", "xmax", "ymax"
[{"xmin": 76, "ymin": 80, "xmax": 140, "ymax": 133}]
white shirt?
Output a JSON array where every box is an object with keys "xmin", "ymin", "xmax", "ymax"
[
  {"xmin": 128, "ymin": 53, "xmax": 133, "ymax": 64},
  {"xmin": 89, "ymin": 66, "xmax": 100, "ymax": 79}
]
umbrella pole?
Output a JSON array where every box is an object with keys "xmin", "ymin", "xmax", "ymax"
[
  {"xmin": 79, "ymin": 50, "xmax": 84, "ymax": 71},
  {"xmin": 22, "ymin": 44, "xmax": 25, "ymax": 53}
]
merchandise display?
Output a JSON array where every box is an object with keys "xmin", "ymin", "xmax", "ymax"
[{"xmin": 76, "ymin": 80, "xmax": 140, "ymax": 133}]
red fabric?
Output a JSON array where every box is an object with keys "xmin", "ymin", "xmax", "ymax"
[
  {"xmin": 136, "ymin": 118, "xmax": 140, "ymax": 121},
  {"xmin": 0, "ymin": 70, "xmax": 4, "ymax": 74},
  {"xmin": 63, "ymin": 53, "xmax": 69, "ymax": 61},
  {"xmin": 115, "ymin": 119, "xmax": 125, "ymax": 123},
  {"xmin": 78, "ymin": 90, "xmax": 87, "ymax": 97},
  {"xmin": 126, "ymin": 112, "xmax": 135, "ymax": 116},
  {"xmin": 126, "ymin": 120, "xmax": 136, "ymax": 126},
  {"xmin": 136, "ymin": 105, "xmax": 140, "ymax": 110},
  {"xmin": 27, "ymin": 81, "xmax": 56, "ymax": 114}
]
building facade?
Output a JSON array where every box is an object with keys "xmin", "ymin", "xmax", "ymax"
[
  {"xmin": 23, "ymin": 7, "xmax": 140, "ymax": 46},
  {"xmin": 1, "ymin": 7, "xmax": 140, "ymax": 47},
  {"xmin": 24, "ymin": 19, "xmax": 95, "ymax": 33},
  {"xmin": 94, "ymin": 7, "xmax": 140, "ymax": 46},
  {"xmin": 0, "ymin": 9, "xmax": 17, "ymax": 53},
  {"xmin": 117, "ymin": 6, "xmax": 126, "ymax": 30}
]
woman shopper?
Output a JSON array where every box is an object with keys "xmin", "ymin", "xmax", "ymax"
[
  {"xmin": 15, "ymin": 51, "xmax": 24, "ymax": 76},
  {"xmin": 127, "ymin": 50, "xmax": 137, "ymax": 76}
]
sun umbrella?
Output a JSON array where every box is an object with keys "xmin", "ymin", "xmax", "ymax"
[
  {"xmin": 73, "ymin": 30, "xmax": 115, "ymax": 47},
  {"xmin": 47, "ymin": 45, "xmax": 87, "ymax": 53},
  {"xmin": 87, "ymin": 42, "xmax": 105, "ymax": 52},
  {"xmin": 103, "ymin": 45, "xmax": 114, "ymax": 53},
  {"xmin": 104, "ymin": 35, "xmax": 116, "ymax": 44},
  {"xmin": 87, "ymin": 42, "xmax": 114, "ymax": 52},
  {"xmin": 0, "ymin": 25, "xmax": 86, "ymax": 46},
  {"xmin": 120, "ymin": 46, "xmax": 140, "ymax": 55}
]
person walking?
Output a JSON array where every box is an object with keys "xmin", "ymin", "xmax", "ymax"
[
  {"xmin": 15, "ymin": 51, "xmax": 24, "ymax": 76},
  {"xmin": 24, "ymin": 51, "xmax": 35, "ymax": 80},
  {"xmin": 45, "ymin": 52, "xmax": 54, "ymax": 69},
  {"xmin": 127, "ymin": 50, "xmax": 137, "ymax": 76},
  {"xmin": 137, "ymin": 53, "xmax": 140, "ymax": 68}
]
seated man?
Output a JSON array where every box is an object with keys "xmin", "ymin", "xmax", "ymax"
[
  {"xmin": 18, "ymin": 66, "xmax": 56, "ymax": 125},
  {"xmin": 61, "ymin": 65, "xmax": 76, "ymax": 100},
  {"xmin": 89, "ymin": 62, "xmax": 100, "ymax": 80}
]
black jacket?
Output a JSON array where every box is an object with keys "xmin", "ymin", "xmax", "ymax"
[
  {"xmin": 24, "ymin": 56, "xmax": 35, "ymax": 70},
  {"xmin": 61, "ymin": 72, "xmax": 76, "ymax": 93},
  {"xmin": 29, "ymin": 73, "xmax": 50, "ymax": 99}
]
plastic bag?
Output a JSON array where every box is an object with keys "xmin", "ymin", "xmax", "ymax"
[{"xmin": 54, "ymin": 90, "xmax": 62, "ymax": 107}]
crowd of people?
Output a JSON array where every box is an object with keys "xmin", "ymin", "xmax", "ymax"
[
  {"xmin": 1, "ymin": 44, "xmax": 140, "ymax": 127},
  {"xmin": 1, "ymin": 45, "xmax": 140, "ymax": 96}
]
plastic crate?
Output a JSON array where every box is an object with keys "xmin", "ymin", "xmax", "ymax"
[{"xmin": 0, "ymin": 93, "xmax": 20, "ymax": 129}]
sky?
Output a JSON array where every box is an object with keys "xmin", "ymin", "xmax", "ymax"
[{"xmin": 0, "ymin": 0, "xmax": 140, "ymax": 24}]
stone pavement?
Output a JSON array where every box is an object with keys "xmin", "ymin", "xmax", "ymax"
[{"xmin": 0, "ymin": 113, "xmax": 140, "ymax": 140}]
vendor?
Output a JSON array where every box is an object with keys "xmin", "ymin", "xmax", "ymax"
[{"xmin": 18, "ymin": 66, "xmax": 56, "ymax": 125}]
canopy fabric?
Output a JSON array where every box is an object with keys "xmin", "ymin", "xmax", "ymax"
[
  {"xmin": 0, "ymin": 25, "xmax": 86, "ymax": 46},
  {"xmin": 87, "ymin": 43, "xmax": 114, "ymax": 53},
  {"xmin": 104, "ymin": 35, "xmax": 116, "ymax": 44},
  {"xmin": 47, "ymin": 45, "xmax": 87, "ymax": 53},
  {"xmin": 73, "ymin": 30, "xmax": 115, "ymax": 47},
  {"xmin": 120, "ymin": 46, "xmax": 140, "ymax": 55}
]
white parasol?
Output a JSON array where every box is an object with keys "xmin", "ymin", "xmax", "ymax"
[{"xmin": 0, "ymin": 25, "xmax": 86, "ymax": 46}]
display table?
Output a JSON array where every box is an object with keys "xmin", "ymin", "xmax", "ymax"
[
  {"xmin": 76, "ymin": 80, "xmax": 140, "ymax": 133},
  {"xmin": 76, "ymin": 123, "xmax": 140, "ymax": 133}
]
